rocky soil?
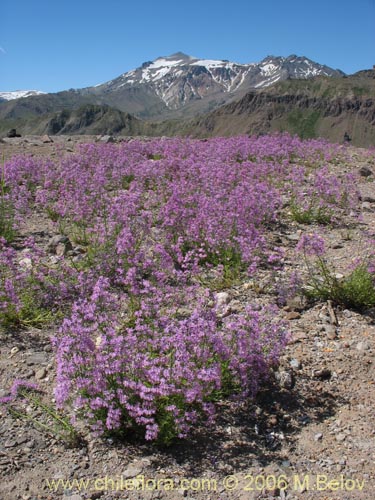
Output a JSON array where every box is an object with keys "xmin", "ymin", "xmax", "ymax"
[{"xmin": 0, "ymin": 136, "xmax": 374, "ymax": 500}]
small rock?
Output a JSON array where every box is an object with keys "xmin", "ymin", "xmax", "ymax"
[
  {"xmin": 19, "ymin": 257, "xmax": 32, "ymax": 269},
  {"xmin": 285, "ymin": 311, "xmax": 301, "ymax": 320},
  {"xmin": 286, "ymin": 295, "xmax": 306, "ymax": 311},
  {"xmin": 336, "ymin": 433, "xmax": 347, "ymax": 442},
  {"xmin": 290, "ymin": 358, "xmax": 302, "ymax": 369},
  {"xmin": 122, "ymin": 465, "xmax": 143, "ymax": 479},
  {"xmin": 275, "ymin": 370, "xmax": 295, "ymax": 389},
  {"xmin": 313, "ymin": 368, "xmax": 332, "ymax": 380},
  {"xmin": 324, "ymin": 324, "xmax": 337, "ymax": 340},
  {"xmin": 314, "ymin": 432, "xmax": 323, "ymax": 441},
  {"xmin": 41, "ymin": 134, "xmax": 53, "ymax": 143},
  {"xmin": 6, "ymin": 128, "xmax": 21, "ymax": 138},
  {"xmin": 362, "ymin": 202, "xmax": 373, "ymax": 211},
  {"xmin": 215, "ymin": 291, "xmax": 230, "ymax": 308},
  {"xmin": 356, "ymin": 341, "xmax": 370, "ymax": 351},
  {"xmin": 99, "ymin": 135, "xmax": 115, "ymax": 144},
  {"xmin": 35, "ymin": 368, "xmax": 47, "ymax": 380},
  {"xmin": 359, "ymin": 166, "xmax": 373, "ymax": 177},
  {"xmin": 363, "ymin": 195, "xmax": 375, "ymax": 203},
  {"xmin": 26, "ymin": 351, "xmax": 49, "ymax": 365},
  {"xmin": 288, "ymin": 331, "xmax": 308, "ymax": 344}
]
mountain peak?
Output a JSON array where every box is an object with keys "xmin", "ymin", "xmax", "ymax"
[{"xmin": 167, "ymin": 52, "xmax": 194, "ymax": 61}]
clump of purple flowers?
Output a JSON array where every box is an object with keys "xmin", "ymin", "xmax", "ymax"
[{"xmin": 53, "ymin": 277, "xmax": 287, "ymax": 442}]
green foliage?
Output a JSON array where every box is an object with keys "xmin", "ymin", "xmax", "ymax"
[
  {"xmin": 305, "ymin": 259, "xmax": 375, "ymax": 310},
  {"xmin": 289, "ymin": 200, "xmax": 333, "ymax": 225},
  {"xmin": 0, "ymin": 162, "xmax": 16, "ymax": 242},
  {"xmin": 8, "ymin": 388, "xmax": 80, "ymax": 447},
  {"xmin": 287, "ymin": 110, "xmax": 321, "ymax": 139}
]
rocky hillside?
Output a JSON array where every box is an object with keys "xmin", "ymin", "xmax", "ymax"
[{"xmin": 181, "ymin": 70, "xmax": 375, "ymax": 147}]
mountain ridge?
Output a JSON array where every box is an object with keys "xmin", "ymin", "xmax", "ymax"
[{"xmin": 0, "ymin": 52, "xmax": 344, "ymax": 121}]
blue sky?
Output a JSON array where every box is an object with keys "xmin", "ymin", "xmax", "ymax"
[{"xmin": 1, "ymin": 0, "xmax": 374, "ymax": 92}]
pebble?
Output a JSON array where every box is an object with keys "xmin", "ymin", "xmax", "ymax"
[
  {"xmin": 290, "ymin": 358, "xmax": 301, "ymax": 369},
  {"xmin": 359, "ymin": 166, "xmax": 373, "ymax": 177},
  {"xmin": 285, "ymin": 311, "xmax": 301, "ymax": 320},
  {"xmin": 362, "ymin": 202, "xmax": 373, "ymax": 211},
  {"xmin": 313, "ymin": 368, "xmax": 332, "ymax": 380},
  {"xmin": 324, "ymin": 324, "xmax": 337, "ymax": 339},
  {"xmin": 268, "ymin": 416, "xmax": 278, "ymax": 426},
  {"xmin": 314, "ymin": 433, "xmax": 323, "ymax": 441},
  {"xmin": 335, "ymin": 433, "xmax": 347, "ymax": 442},
  {"xmin": 275, "ymin": 370, "xmax": 295, "ymax": 389},
  {"xmin": 26, "ymin": 352, "xmax": 49, "ymax": 365},
  {"xmin": 215, "ymin": 291, "xmax": 230, "ymax": 308},
  {"xmin": 19, "ymin": 257, "xmax": 32, "ymax": 269},
  {"xmin": 356, "ymin": 341, "xmax": 370, "ymax": 351},
  {"xmin": 288, "ymin": 331, "xmax": 308, "ymax": 344},
  {"xmin": 286, "ymin": 232, "xmax": 301, "ymax": 241},
  {"xmin": 122, "ymin": 464, "xmax": 143, "ymax": 479},
  {"xmin": 35, "ymin": 368, "xmax": 47, "ymax": 380}
]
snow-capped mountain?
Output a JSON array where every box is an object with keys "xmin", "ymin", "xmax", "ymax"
[
  {"xmin": 91, "ymin": 52, "xmax": 344, "ymax": 114},
  {"xmin": 0, "ymin": 90, "xmax": 46, "ymax": 101},
  {"xmin": 0, "ymin": 53, "xmax": 345, "ymax": 123}
]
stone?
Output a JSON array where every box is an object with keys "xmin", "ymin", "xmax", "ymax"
[
  {"xmin": 41, "ymin": 134, "xmax": 53, "ymax": 143},
  {"xmin": 19, "ymin": 257, "xmax": 33, "ymax": 269},
  {"xmin": 122, "ymin": 464, "xmax": 143, "ymax": 479},
  {"xmin": 356, "ymin": 341, "xmax": 370, "ymax": 351},
  {"xmin": 35, "ymin": 368, "xmax": 47, "ymax": 380},
  {"xmin": 313, "ymin": 368, "xmax": 332, "ymax": 380},
  {"xmin": 335, "ymin": 433, "xmax": 347, "ymax": 442},
  {"xmin": 47, "ymin": 234, "xmax": 72, "ymax": 255},
  {"xmin": 286, "ymin": 295, "xmax": 306, "ymax": 311},
  {"xmin": 275, "ymin": 370, "xmax": 295, "ymax": 389},
  {"xmin": 7, "ymin": 128, "xmax": 21, "ymax": 138},
  {"xmin": 26, "ymin": 351, "xmax": 49, "ymax": 365},
  {"xmin": 285, "ymin": 311, "xmax": 301, "ymax": 320},
  {"xmin": 324, "ymin": 324, "xmax": 337, "ymax": 340},
  {"xmin": 362, "ymin": 202, "xmax": 372, "ymax": 211},
  {"xmin": 314, "ymin": 432, "xmax": 323, "ymax": 441},
  {"xmin": 359, "ymin": 166, "xmax": 373, "ymax": 177},
  {"xmin": 288, "ymin": 331, "xmax": 308, "ymax": 344},
  {"xmin": 290, "ymin": 358, "xmax": 301, "ymax": 369},
  {"xmin": 100, "ymin": 135, "xmax": 115, "ymax": 143},
  {"xmin": 363, "ymin": 195, "xmax": 375, "ymax": 203},
  {"xmin": 215, "ymin": 291, "xmax": 230, "ymax": 308}
]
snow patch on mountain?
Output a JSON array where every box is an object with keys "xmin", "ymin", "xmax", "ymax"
[{"xmin": 0, "ymin": 90, "xmax": 46, "ymax": 101}]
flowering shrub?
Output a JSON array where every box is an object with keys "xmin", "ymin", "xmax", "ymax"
[{"xmin": 53, "ymin": 277, "xmax": 287, "ymax": 442}]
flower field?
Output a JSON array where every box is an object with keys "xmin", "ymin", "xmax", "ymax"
[{"xmin": 0, "ymin": 133, "xmax": 368, "ymax": 444}]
